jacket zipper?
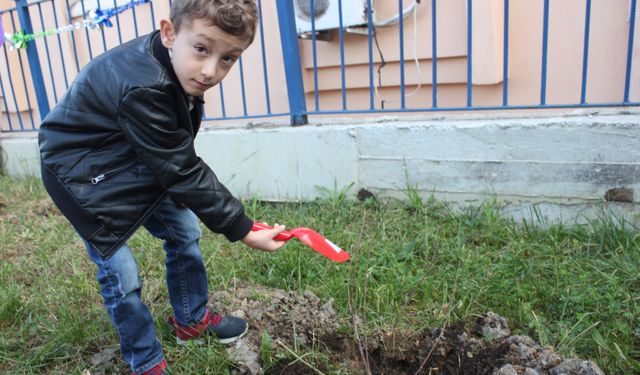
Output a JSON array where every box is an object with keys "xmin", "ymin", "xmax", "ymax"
[{"xmin": 91, "ymin": 159, "xmax": 140, "ymax": 185}]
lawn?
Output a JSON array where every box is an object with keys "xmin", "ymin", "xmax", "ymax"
[{"xmin": 0, "ymin": 176, "xmax": 638, "ymax": 374}]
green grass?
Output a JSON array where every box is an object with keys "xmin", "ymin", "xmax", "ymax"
[{"xmin": 0, "ymin": 176, "xmax": 639, "ymax": 374}]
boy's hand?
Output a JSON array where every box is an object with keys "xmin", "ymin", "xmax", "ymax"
[{"xmin": 240, "ymin": 223, "xmax": 287, "ymax": 252}]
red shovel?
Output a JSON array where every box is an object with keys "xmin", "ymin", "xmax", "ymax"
[{"xmin": 251, "ymin": 222, "xmax": 350, "ymax": 263}]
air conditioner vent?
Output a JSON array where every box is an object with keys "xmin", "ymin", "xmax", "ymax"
[
  {"xmin": 294, "ymin": 0, "xmax": 330, "ymax": 22},
  {"xmin": 293, "ymin": 0, "xmax": 368, "ymax": 34}
]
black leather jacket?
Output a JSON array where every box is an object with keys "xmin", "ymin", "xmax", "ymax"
[{"xmin": 38, "ymin": 31, "xmax": 253, "ymax": 259}]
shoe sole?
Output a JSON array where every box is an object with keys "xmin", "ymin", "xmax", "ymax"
[{"xmin": 175, "ymin": 325, "xmax": 248, "ymax": 346}]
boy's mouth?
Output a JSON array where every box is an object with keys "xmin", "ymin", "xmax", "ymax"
[{"xmin": 193, "ymin": 79, "xmax": 212, "ymax": 90}]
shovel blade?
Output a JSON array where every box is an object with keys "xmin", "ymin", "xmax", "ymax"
[
  {"xmin": 289, "ymin": 228, "xmax": 350, "ymax": 263},
  {"xmin": 251, "ymin": 223, "xmax": 350, "ymax": 263}
]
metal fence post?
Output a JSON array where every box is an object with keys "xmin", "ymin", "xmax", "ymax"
[
  {"xmin": 15, "ymin": 0, "xmax": 50, "ymax": 120},
  {"xmin": 275, "ymin": 0, "xmax": 308, "ymax": 126}
]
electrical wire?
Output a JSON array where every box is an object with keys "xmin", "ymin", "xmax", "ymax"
[{"xmin": 372, "ymin": 0, "xmax": 423, "ymax": 108}]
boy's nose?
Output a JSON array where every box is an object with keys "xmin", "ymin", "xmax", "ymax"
[{"xmin": 201, "ymin": 60, "xmax": 218, "ymax": 79}]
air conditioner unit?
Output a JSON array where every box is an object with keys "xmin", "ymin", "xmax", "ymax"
[{"xmin": 293, "ymin": 0, "xmax": 368, "ymax": 34}]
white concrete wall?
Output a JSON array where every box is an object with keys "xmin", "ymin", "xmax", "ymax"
[
  {"xmin": 3, "ymin": 110, "xmax": 639, "ymax": 223},
  {"xmin": 1, "ymin": 136, "xmax": 40, "ymax": 179}
]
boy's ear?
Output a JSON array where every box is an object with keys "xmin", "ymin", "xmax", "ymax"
[{"xmin": 159, "ymin": 19, "xmax": 175, "ymax": 49}]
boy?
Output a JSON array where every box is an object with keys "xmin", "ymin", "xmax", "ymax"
[{"xmin": 38, "ymin": 0, "xmax": 286, "ymax": 373}]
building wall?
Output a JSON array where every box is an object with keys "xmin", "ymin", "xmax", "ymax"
[
  {"xmin": 0, "ymin": 0, "xmax": 638, "ymax": 126},
  {"xmin": 295, "ymin": 0, "xmax": 640, "ymax": 111}
]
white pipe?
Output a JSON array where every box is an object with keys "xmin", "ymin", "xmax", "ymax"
[{"xmin": 373, "ymin": 0, "xmax": 419, "ymax": 28}]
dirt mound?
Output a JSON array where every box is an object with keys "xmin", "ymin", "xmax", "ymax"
[
  {"xmin": 213, "ymin": 284, "xmax": 604, "ymax": 375},
  {"xmin": 211, "ymin": 282, "xmax": 337, "ymax": 374},
  {"xmin": 212, "ymin": 283, "xmax": 339, "ymax": 350},
  {"xmin": 85, "ymin": 283, "xmax": 605, "ymax": 374}
]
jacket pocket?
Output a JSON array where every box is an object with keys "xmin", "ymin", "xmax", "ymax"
[{"xmin": 90, "ymin": 159, "xmax": 141, "ymax": 185}]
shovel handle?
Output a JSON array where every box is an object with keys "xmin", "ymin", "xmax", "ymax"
[{"xmin": 251, "ymin": 222, "xmax": 294, "ymax": 241}]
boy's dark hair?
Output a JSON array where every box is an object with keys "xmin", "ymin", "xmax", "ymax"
[{"xmin": 170, "ymin": 0, "xmax": 259, "ymax": 43}]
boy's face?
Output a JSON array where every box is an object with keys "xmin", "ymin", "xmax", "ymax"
[{"xmin": 160, "ymin": 18, "xmax": 251, "ymax": 96}]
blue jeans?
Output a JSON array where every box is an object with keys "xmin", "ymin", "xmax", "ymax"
[{"xmin": 84, "ymin": 195, "xmax": 209, "ymax": 374}]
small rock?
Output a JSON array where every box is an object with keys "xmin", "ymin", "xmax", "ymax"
[
  {"xmin": 226, "ymin": 339, "xmax": 262, "ymax": 375},
  {"xmin": 90, "ymin": 347, "xmax": 119, "ymax": 366},
  {"xmin": 231, "ymin": 309, "xmax": 246, "ymax": 319},
  {"xmin": 357, "ymin": 188, "xmax": 375, "ymax": 201},
  {"xmin": 507, "ymin": 335, "xmax": 537, "ymax": 347},
  {"xmin": 303, "ymin": 290, "xmax": 321, "ymax": 306},
  {"xmin": 321, "ymin": 298, "xmax": 335, "ymax": 315},
  {"xmin": 537, "ymin": 350, "xmax": 562, "ymax": 368},
  {"xmin": 495, "ymin": 364, "xmax": 519, "ymax": 375},
  {"xmin": 272, "ymin": 290, "xmax": 286, "ymax": 300},
  {"xmin": 549, "ymin": 359, "xmax": 605, "ymax": 375},
  {"xmin": 517, "ymin": 343, "xmax": 537, "ymax": 361},
  {"xmin": 480, "ymin": 312, "xmax": 511, "ymax": 339}
]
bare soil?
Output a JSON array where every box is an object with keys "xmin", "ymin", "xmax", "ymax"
[
  {"xmin": 86, "ymin": 282, "xmax": 605, "ymax": 374},
  {"xmin": 215, "ymin": 282, "xmax": 604, "ymax": 375}
]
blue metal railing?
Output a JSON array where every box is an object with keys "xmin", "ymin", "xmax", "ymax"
[
  {"xmin": 540, "ymin": 0, "xmax": 550, "ymax": 105},
  {"xmin": 337, "ymin": 0, "xmax": 346, "ymax": 110},
  {"xmin": 0, "ymin": 0, "xmax": 638, "ymax": 133},
  {"xmin": 502, "ymin": 0, "xmax": 509, "ymax": 106},
  {"xmin": 282, "ymin": 0, "xmax": 639, "ymax": 118},
  {"xmin": 466, "ymin": 0, "xmax": 472, "ymax": 107},
  {"xmin": 580, "ymin": 0, "xmax": 592, "ymax": 105},
  {"xmin": 366, "ymin": 0, "xmax": 374, "ymax": 110},
  {"xmin": 276, "ymin": 0, "xmax": 307, "ymax": 125},
  {"xmin": 431, "ymin": 0, "xmax": 438, "ymax": 108},
  {"xmin": 624, "ymin": 0, "xmax": 638, "ymax": 103}
]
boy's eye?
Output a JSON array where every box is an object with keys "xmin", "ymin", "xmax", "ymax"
[
  {"xmin": 223, "ymin": 56, "xmax": 238, "ymax": 64},
  {"xmin": 194, "ymin": 45, "xmax": 208, "ymax": 54}
]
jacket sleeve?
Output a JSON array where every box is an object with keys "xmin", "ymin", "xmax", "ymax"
[{"xmin": 117, "ymin": 87, "xmax": 252, "ymax": 241}]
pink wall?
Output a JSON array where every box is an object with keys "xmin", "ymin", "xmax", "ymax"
[
  {"xmin": 293, "ymin": 0, "xmax": 640, "ymax": 112},
  {"xmin": 1, "ymin": 0, "xmax": 638, "ymax": 131}
]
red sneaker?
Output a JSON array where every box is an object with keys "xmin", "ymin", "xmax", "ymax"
[
  {"xmin": 167, "ymin": 308, "xmax": 248, "ymax": 345},
  {"xmin": 133, "ymin": 359, "xmax": 167, "ymax": 375}
]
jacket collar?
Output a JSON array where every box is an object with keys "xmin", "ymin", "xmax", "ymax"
[{"xmin": 149, "ymin": 31, "xmax": 204, "ymax": 135}]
